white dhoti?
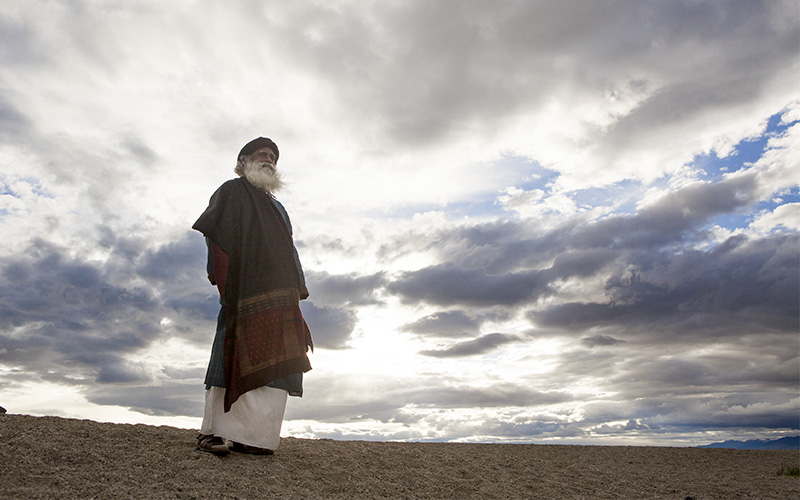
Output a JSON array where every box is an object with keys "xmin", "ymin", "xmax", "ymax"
[{"xmin": 200, "ymin": 385, "xmax": 288, "ymax": 450}]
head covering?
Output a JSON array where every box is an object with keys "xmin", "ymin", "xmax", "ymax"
[{"xmin": 238, "ymin": 137, "xmax": 279, "ymax": 161}]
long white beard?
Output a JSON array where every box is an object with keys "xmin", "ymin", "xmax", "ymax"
[{"xmin": 243, "ymin": 159, "xmax": 283, "ymax": 193}]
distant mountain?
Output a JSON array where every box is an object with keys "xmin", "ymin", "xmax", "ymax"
[{"xmin": 699, "ymin": 436, "xmax": 799, "ymax": 450}]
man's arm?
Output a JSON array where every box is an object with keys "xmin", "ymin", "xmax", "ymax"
[
  {"xmin": 204, "ymin": 237, "xmax": 216, "ymax": 285},
  {"xmin": 205, "ymin": 236, "xmax": 229, "ymax": 302}
]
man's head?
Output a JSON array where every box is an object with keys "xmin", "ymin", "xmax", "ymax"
[
  {"xmin": 237, "ymin": 137, "xmax": 279, "ymax": 164},
  {"xmin": 235, "ymin": 137, "xmax": 283, "ymax": 193}
]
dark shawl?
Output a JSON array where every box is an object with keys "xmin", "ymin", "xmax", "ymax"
[{"xmin": 193, "ymin": 178, "xmax": 313, "ymax": 412}]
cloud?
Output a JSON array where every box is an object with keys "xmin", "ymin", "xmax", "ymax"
[
  {"xmin": 85, "ymin": 384, "xmax": 204, "ymax": 418},
  {"xmin": 401, "ymin": 310, "xmax": 482, "ymax": 338},
  {"xmin": 535, "ymin": 233, "xmax": 799, "ymax": 337},
  {"xmin": 419, "ymin": 333, "xmax": 522, "ymax": 358},
  {"xmin": 289, "ymin": 375, "xmax": 571, "ymax": 425},
  {"xmin": 305, "ymin": 270, "xmax": 385, "ymax": 307},
  {"xmin": 95, "ymin": 361, "xmax": 151, "ymax": 384},
  {"xmin": 388, "ymin": 264, "xmax": 550, "ymax": 307},
  {"xmin": 300, "ymin": 302, "xmax": 357, "ymax": 350},
  {"xmin": 0, "ymin": 0, "xmax": 797, "ymax": 446},
  {"xmin": 135, "ymin": 231, "xmax": 207, "ymax": 284},
  {"xmin": 580, "ymin": 391, "xmax": 800, "ymax": 434},
  {"xmin": 0, "ymin": 96, "xmax": 31, "ymax": 141},
  {"xmin": 0, "ymin": 232, "xmax": 215, "ymax": 387},
  {"xmin": 581, "ymin": 335, "xmax": 625, "ymax": 348},
  {"xmin": 411, "ymin": 383, "xmax": 570, "ymax": 409}
]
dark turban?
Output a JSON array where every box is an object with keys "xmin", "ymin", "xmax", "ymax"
[{"xmin": 238, "ymin": 137, "xmax": 279, "ymax": 161}]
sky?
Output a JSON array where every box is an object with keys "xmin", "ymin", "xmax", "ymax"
[{"xmin": 0, "ymin": 0, "xmax": 798, "ymax": 447}]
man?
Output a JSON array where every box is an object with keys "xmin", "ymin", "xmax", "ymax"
[{"xmin": 192, "ymin": 137, "xmax": 313, "ymax": 456}]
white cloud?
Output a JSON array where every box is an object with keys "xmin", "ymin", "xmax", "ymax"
[{"xmin": 750, "ymin": 203, "xmax": 800, "ymax": 233}]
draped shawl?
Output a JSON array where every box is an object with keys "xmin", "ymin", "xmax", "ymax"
[{"xmin": 193, "ymin": 178, "xmax": 313, "ymax": 412}]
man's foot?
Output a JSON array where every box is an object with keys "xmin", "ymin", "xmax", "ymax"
[
  {"xmin": 197, "ymin": 434, "xmax": 230, "ymax": 456},
  {"xmin": 231, "ymin": 441, "xmax": 274, "ymax": 455}
]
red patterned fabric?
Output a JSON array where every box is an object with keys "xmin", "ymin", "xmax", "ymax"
[{"xmin": 226, "ymin": 288, "xmax": 312, "ymax": 412}]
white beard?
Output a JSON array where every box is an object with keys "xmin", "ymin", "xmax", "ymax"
[{"xmin": 243, "ymin": 159, "xmax": 283, "ymax": 193}]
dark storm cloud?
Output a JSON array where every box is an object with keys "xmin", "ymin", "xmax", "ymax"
[
  {"xmin": 572, "ymin": 173, "xmax": 764, "ymax": 250},
  {"xmin": 95, "ymin": 360, "xmax": 151, "ymax": 384},
  {"xmin": 304, "ymin": 270, "xmax": 385, "ymax": 307},
  {"xmin": 401, "ymin": 310, "xmax": 481, "ymax": 338},
  {"xmin": 580, "ymin": 391, "xmax": 800, "ymax": 434},
  {"xmin": 0, "ymin": 232, "xmax": 215, "ymax": 387},
  {"xmin": 299, "ymin": 301, "xmax": 357, "ymax": 350},
  {"xmin": 388, "ymin": 264, "xmax": 549, "ymax": 307},
  {"xmin": 526, "ymin": 230, "xmax": 799, "ymax": 436},
  {"xmin": 384, "ymin": 160, "xmax": 797, "ymax": 331},
  {"xmin": 1, "ymin": 239, "xmax": 157, "ymax": 322},
  {"xmin": 164, "ymin": 293, "xmax": 219, "ymax": 323},
  {"xmin": 599, "ymin": 1, "xmax": 798, "ymax": 155},
  {"xmin": 99, "ymin": 229, "xmax": 218, "ymax": 328},
  {"xmin": 581, "ymin": 335, "xmax": 625, "ymax": 347},
  {"xmin": 536, "ymin": 233, "xmax": 799, "ymax": 336},
  {"xmin": 478, "ymin": 419, "xmax": 568, "ymax": 439},
  {"xmin": 387, "ymin": 245, "xmax": 618, "ymax": 308},
  {"xmin": 419, "ymin": 333, "xmax": 522, "ymax": 358},
  {"xmin": 86, "ymin": 384, "xmax": 203, "ymax": 417},
  {"xmin": 378, "ymin": 219, "xmax": 564, "ymax": 275},
  {"xmin": 544, "ymin": 327, "xmax": 799, "ymax": 435},
  {"xmin": 365, "ymin": 136, "xmax": 799, "ymax": 440},
  {"xmin": 274, "ymin": 0, "xmax": 797, "ymax": 150},
  {"xmin": 626, "ymin": 352, "xmax": 799, "ymax": 393},
  {"xmin": 136, "ymin": 231, "xmax": 207, "ymax": 283}
]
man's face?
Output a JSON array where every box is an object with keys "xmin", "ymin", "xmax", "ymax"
[
  {"xmin": 243, "ymin": 146, "xmax": 283, "ymax": 192},
  {"xmin": 249, "ymin": 147, "xmax": 278, "ymax": 168}
]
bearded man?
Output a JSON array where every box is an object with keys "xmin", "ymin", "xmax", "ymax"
[{"xmin": 192, "ymin": 137, "xmax": 313, "ymax": 455}]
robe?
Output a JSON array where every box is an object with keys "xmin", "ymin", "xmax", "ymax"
[{"xmin": 193, "ymin": 177, "xmax": 313, "ymax": 412}]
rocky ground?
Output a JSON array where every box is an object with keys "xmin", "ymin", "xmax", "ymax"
[{"xmin": 1, "ymin": 413, "xmax": 798, "ymax": 499}]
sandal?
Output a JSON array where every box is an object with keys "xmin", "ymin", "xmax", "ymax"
[{"xmin": 197, "ymin": 434, "xmax": 230, "ymax": 456}]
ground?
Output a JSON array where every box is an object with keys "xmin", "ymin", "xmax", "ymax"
[{"xmin": 1, "ymin": 414, "xmax": 798, "ymax": 499}]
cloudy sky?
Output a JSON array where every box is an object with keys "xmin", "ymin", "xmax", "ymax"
[{"xmin": 1, "ymin": 0, "xmax": 798, "ymax": 446}]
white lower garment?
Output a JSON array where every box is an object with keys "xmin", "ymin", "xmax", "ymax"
[{"xmin": 200, "ymin": 385, "xmax": 288, "ymax": 450}]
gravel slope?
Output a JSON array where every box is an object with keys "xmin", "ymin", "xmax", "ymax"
[{"xmin": 1, "ymin": 414, "xmax": 798, "ymax": 499}]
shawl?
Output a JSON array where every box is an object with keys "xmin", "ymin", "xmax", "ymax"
[{"xmin": 193, "ymin": 177, "xmax": 313, "ymax": 412}]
